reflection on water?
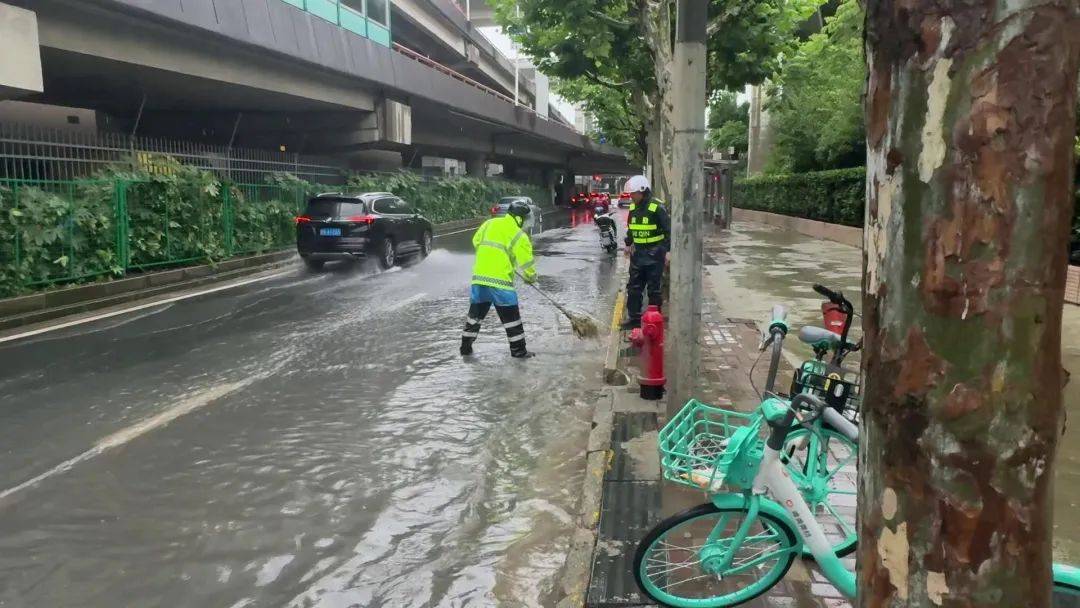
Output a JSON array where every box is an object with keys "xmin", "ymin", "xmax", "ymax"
[
  {"xmin": 709, "ymin": 221, "xmax": 1078, "ymax": 563},
  {"xmin": 0, "ymin": 213, "xmax": 620, "ymax": 607}
]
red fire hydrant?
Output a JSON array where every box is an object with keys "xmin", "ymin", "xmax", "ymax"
[{"xmin": 629, "ymin": 304, "xmax": 666, "ymax": 400}]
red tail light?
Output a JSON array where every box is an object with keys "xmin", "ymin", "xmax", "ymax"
[
  {"xmin": 295, "ymin": 215, "xmax": 311, "ymax": 224},
  {"xmin": 491, "ymin": 206, "xmax": 500, "ymax": 214},
  {"xmin": 345, "ymin": 215, "xmax": 376, "ymax": 224}
]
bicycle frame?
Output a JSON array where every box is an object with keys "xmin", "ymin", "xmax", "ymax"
[{"xmin": 749, "ymin": 444, "xmax": 856, "ymax": 597}]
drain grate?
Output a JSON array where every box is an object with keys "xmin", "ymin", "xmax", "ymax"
[
  {"xmin": 586, "ymin": 480, "xmax": 662, "ymax": 607},
  {"xmin": 607, "ymin": 413, "xmax": 660, "ymax": 481}
]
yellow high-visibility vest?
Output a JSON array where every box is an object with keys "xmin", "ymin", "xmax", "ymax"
[
  {"xmin": 628, "ymin": 199, "xmax": 665, "ymax": 245},
  {"xmin": 471, "ymin": 215, "xmax": 536, "ymax": 289}
]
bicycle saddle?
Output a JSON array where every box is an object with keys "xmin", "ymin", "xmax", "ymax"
[{"xmin": 798, "ymin": 326, "xmax": 841, "ymax": 346}]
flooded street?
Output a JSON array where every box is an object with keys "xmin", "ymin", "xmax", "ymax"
[
  {"xmin": 707, "ymin": 221, "xmax": 1079, "ymax": 564},
  {"xmin": 0, "ymin": 211, "xmax": 619, "ymax": 608}
]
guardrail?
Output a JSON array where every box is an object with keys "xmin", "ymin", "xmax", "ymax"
[{"xmin": 391, "ymin": 42, "xmax": 545, "ymax": 120}]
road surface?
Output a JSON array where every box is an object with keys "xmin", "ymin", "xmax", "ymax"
[{"xmin": 0, "ymin": 210, "xmax": 619, "ymax": 608}]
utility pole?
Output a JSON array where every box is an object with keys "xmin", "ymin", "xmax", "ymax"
[
  {"xmin": 666, "ymin": 0, "xmax": 707, "ymax": 415},
  {"xmin": 858, "ymin": 1, "xmax": 1080, "ymax": 607}
]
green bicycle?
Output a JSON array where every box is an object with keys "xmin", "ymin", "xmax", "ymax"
[
  {"xmin": 633, "ymin": 395, "xmax": 1080, "ymax": 607},
  {"xmin": 757, "ymin": 289, "xmax": 861, "ymax": 558}
]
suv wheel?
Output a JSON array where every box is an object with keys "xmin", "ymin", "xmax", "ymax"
[
  {"xmin": 378, "ymin": 238, "xmax": 396, "ymax": 269},
  {"xmin": 420, "ymin": 231, "xmax": 433, "ymax": 258}
]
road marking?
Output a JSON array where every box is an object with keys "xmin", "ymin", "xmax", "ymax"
[
  {"xmin": 0, "ymin": 379, "xmax": 252, "ymax": 502},
  {"xmin": 0, "ymin": 269, "xmax": 292, "ymax": 345},
  {"xmin": 435, "ymin": 226, "xmax": 479, "ymax": 238}
]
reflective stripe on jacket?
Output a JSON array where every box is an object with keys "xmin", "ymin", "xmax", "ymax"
[
  {"xmin": 628, "ymin": 199, "xmax": 666, "ymax": 245},
  {"xmin": 471, "ymin": 215, "xmax": 536, "ymax": 289}
]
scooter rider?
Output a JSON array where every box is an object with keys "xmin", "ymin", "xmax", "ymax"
[{"xmin": 621, "ymin": 175, "xmax": 670, "ymax": 330}]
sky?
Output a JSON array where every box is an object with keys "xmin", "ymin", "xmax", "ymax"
[{"xmin": 477, "ymin": 26, "xmax": 579, "ymax": 125}]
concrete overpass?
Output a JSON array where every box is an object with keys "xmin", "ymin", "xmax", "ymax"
[{"xmin": 0, "ymin": 0, "xmax": 629, "ymax": 178}]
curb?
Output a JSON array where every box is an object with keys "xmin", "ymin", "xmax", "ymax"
[
  {"xmin": 0, "ymin": 211, "xmax": 568, "ymax": 333},
  {"xmin": 554, "ymin": 389, "xmax": 614, "ymax": 608},
  {"xmin": 0, "ymin": 250, "xmax": 296, "ymax": 332},
  {"xmin": 553, "ymin": 250, "xmax": 630, "ymax": 608}
]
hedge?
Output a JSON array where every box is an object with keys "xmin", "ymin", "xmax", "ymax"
[
  {"xmin": 0, "ymin": 162, "xmax": 551, "ymax": 298},
  {"xmin": 735, "ymin": 169, "xmax": 1080, "ymax": 245},
  {"xmin": 733, "ymin": 167, "xmax": 865, "ymax": 227},
  {"xmin": 346, "ymin": 172, "xmax": 551, "ymax": 224}
]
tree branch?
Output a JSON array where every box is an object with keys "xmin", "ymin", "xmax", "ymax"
[{"xmin": 588, "ymin": 9, "xmax": 634, "ymax": 29}]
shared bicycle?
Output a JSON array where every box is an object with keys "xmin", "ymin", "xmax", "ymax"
[{"xmin": 633, "ymin": 285, "xmax": 1080, "ymax": 607}]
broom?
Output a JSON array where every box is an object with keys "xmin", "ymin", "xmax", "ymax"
[{"xmin": 516, "ymin": 272, "xmax": 602, "ymax": 339}]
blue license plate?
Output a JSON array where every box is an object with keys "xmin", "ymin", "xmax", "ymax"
[{"xmin": 320, "ymin": 227, "xmax": 342, "ymax": 237}]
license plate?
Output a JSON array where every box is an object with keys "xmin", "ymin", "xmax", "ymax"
[{"xmin": 320, "ymin": 227, "xmax": 342, "ymax": 237}]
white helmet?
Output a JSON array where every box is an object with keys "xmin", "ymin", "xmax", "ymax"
[{"xmin": 623, "ymin": 175, "xmax": 650, "ymax": 194}]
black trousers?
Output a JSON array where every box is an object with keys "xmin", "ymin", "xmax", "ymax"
[
  {"xmin": 461, "ymin": 302, "xmax": 527, "ymax": 355},
  {"xmin": 627, "ymin": 258, "xmax": 664, "ymax": 323}
]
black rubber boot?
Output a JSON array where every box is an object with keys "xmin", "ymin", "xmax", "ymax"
[
  {"xmin": 511, "ymin": 350, "xmax": 535, "ymax": 359},
  {"xmin": 460, "ymin": 339, "xmax": 474, "ymax": 356}
]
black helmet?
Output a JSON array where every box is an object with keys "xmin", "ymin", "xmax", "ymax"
[{"xmin": 508, "ymin": 201, "xmax": 531, "ymax": 218}]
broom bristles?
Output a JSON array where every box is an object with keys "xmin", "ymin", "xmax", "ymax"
[{"xmin": 568, "ymin": 312, "xmax": 601, "ymax": 339}]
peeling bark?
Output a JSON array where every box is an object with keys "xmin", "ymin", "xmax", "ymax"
[{"xmin": 859, "ymin": 0, "xmax": 1080, "ymax": 607}]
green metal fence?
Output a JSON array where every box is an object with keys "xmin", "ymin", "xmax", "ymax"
[{"xmin": 0, "ymin": 178, "xmax": 315, "ymax": 298}]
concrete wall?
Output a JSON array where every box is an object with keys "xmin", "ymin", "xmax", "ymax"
[
  {"xmin": 733, "ymin": 208, "xmax": 862, "ymax": 248},
  {"xmin": 0, "ymin": 3, "xmax": 43, "ymax": 100}
]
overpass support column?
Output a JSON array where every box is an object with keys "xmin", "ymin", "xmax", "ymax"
[
  {"xmin": 541, "ymin": 168, "xmax": 556, "ymax": 207},
  {"xmin": 0, "ymin": 3, "xmax": 43, "ymax": 100},
  {"xmin": 466, "ymin": 155, "xmax": 487, "ymax": 178}
]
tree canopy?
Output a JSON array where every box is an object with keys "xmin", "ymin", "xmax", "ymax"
[
  {"xmin": 706, "ymin": 90, "xmax": 749, "ymax": 156},
  {"xmin": 764, "ymin": 0, "xmax": 865, "ymax": 173},
  {"xmin": 492, "ymin": 0, "xmax": 814, "ymax": 191}
]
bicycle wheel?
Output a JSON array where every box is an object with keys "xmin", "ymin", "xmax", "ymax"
[
  {"xmin": 783, "ymin": 428, "xmax": 858, "ymax": 558},
  {"xmin": 1054, "ymin": 564, "xmax": 1080, "ymax": 608},
  {"xmin": 634, "ymin": 502, "xmax": 798, "ymax": 607}
]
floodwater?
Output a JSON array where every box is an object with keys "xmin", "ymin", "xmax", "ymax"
[
  {"xmin": 0, "ymin": 210, "xmax": 620, "ymax": 607},
  {"xmin": 707, "ymin": 221, "xmax": 1079, "ymax": 564}
]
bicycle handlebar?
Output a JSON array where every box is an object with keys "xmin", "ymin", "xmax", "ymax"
[
  {"xmin": 791, "ymin": 392, "xmax": 827, "ymax": 413},
  {"xmin": 813, "ymin": 284, "xmax": 845, "ymax": 306}
]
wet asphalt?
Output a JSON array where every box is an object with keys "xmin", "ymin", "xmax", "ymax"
[{"xmin": 0, "ymin": 210, "xmax": 620, "ymax": 608}]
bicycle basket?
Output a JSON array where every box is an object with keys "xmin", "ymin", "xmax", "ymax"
[
  {"xmin": 658, "ymin": 399, "xmax": 764, "ymax": 493},
  {"xmin": 791, "ymin": 361, "xmax": 861, "ymax": 415}
]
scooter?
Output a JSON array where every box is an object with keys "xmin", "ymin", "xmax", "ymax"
[{"xmin": 594, "ymin": 207, "xmax": 618, "ymax": 254}]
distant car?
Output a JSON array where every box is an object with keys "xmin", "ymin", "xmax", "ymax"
[
  {"xmin": 490, "ymin": 196, "xmax": 544, "ymax": 235},
  {"xmin": 295, "ymin": 192, "xmax": 433, "ymax": 271},
  {"xmin": 570, "ymin": 191, "xmax": 591, "ymax": 208},
  {"xmin": 617, "ymin": 192, "xmax": 632, "ymax": 208}
]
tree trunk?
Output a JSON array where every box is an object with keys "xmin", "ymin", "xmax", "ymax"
[
  {"xmin": 859, "ymin": 1, "xmax": 1080, "ymax": 607},
  {"xmin": 640, "ymin": 0, "xmax": 675, "ymax": 202}
]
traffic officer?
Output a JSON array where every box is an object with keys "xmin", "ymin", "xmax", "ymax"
[
  {"xmin": 621, "ymin": 175, "xmax": 671, "ymax": 330},
  {"xmin": 460, "ymin": 201, "xmax": 538, "ymax": 358}
]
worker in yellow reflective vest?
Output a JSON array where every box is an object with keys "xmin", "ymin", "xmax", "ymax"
[
  {"xmin": 461, "ymin": 201, "xmax": 538, "ymax": 358},
  {"xmin": 621, "ymin": 175, "xmax": 671, "ymax": 330}
]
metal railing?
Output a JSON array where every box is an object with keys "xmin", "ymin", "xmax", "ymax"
[
  {"xmin": 0, "ymin": 177, "xmax": 321, "ymax": 296},
  {"xmin": 392, "ymin": 42, "xmax": 546, "ymax": 119},
  {"xmin": 0, "ymin": 123, "xmax": 347, "ymax": 185}
]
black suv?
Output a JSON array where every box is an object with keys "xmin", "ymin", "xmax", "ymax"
[{"xmin": 296, "ymin": 192, "xmax": 434, "ymax": 271}]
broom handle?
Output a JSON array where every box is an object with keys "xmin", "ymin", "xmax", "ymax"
[{"xmin": 516, "ymin": 272, "xmax": 575, "ymax": 319}]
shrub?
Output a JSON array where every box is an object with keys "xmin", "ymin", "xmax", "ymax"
[
  {"xmin": 734, "ymin": 168, "xmax": 865, "ymax": 227},
  {"xmin": 345, "ymin": 172, "xmax": 550, "ymax": 224}
]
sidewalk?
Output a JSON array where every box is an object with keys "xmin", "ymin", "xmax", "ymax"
[{"xmin": 581, "ymin": 227, "xmax": 854, "ymax": 608}]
